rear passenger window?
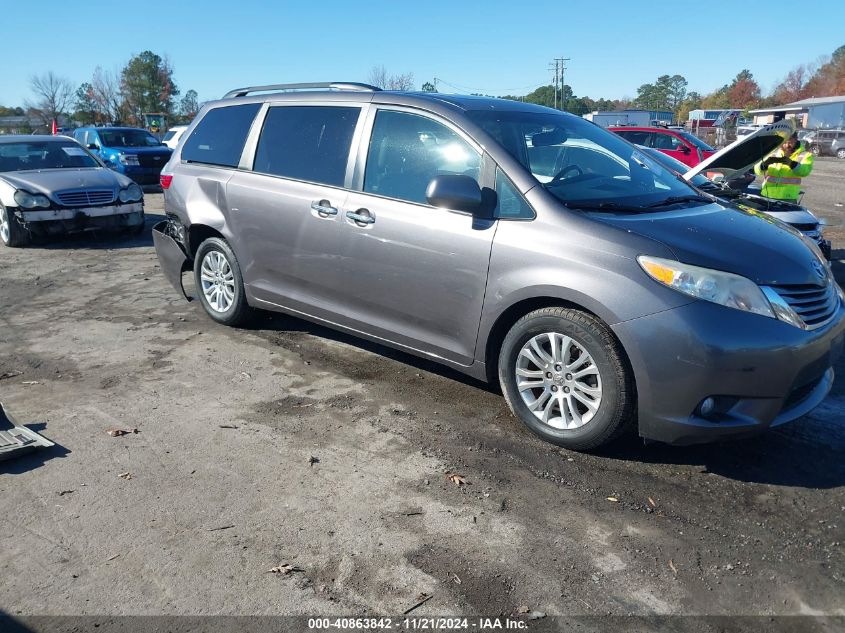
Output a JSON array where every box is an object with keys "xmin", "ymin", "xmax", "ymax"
[
  {"xmin": 253, "ymin": 106, "xmax": 360, "ymax": 187},
  {"xmin": 364, "ymin": 110, "xmax": 480, "ymax": 205},
  {"xmin": 181, "ymin": 103, "xmax": 261, "ymax": 168},
  {"xmin": 495, "ymin": 169, "xmax": 534, "ymax": 219}
]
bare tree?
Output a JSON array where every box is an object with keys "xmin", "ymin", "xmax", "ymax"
[
  {"xmin": 27, "ymin": 71, "xmax": 73, "ymax": 125},
  {"xmin": 91, "ymin": 66, "xmax": 126, "ymax": 124},
  {"xmin": 367, "ymin": 65, "xmax": 414, "ymax": 91}
]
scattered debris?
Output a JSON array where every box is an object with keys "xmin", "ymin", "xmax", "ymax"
[
  {"xmin": 106, "ymin": 554, "xmax": 121, "ymax": 561},
  {"xmin": 21, "ymin": 381, "xmax": 40, "ymax": 386},
  {"xmin": 240, "ymin": 372, "xmax": 252, "ymax": 379},
  {"xmin": 447, "ymin": 472, "xmax": 468, "ymax": 486},
  {"xmin": 117, "ymin": 472, "xmax": 132, "ymax": 480},
  {"xmin": 452, "ymin": 573, "xmax": 462, "ymax": 585},
  {"xmin": 403, "ymin": 592, "xmax": 433, "ymax": 615},
  {"xmin": 648, "ymin": 497, "xmax": 657, "ymax": 507},
  {"xmin": 527, "ymin": 611, "xmax": 546, "ymax": 620},
  {"xmin": 218, "ymin": 424, "xmax": 238, "ymax": 429},
  {"xmin": 669, "ymin": 559, "xmax": 678, "ymax": 575},
  {"xmin": 207, "ymin": 525, "xmax": 236, "ymax": 532},
  {"xmin": 607, "ymin": 496, "xmax": 619, "ymax": 502},
  {"xmin": 309, "ymin": 455, "xmax": 320, "ymax": 466},
  {"xmin": 0, "ymin": 371, "xmax": 22, "ymax": 381},
  {"xmin": 267, "ymin": 563, "xmax": 304, "ymax": 575},
  {"xmin": 0, "ymin": 402, "xmax": 55, "ymax": 461},
  {"xmin": 58, "ymin": 490, "xmax": 74, "ymax": 496},
  {"xmin": 106, "ymin": 428, "xmax": 138, "ymax": 437},
  {"xmin": 517, "ymin": 606, "xmax": 530, "ymax": 614},
  {"xmin": 404, "ymin": 510, "xmax": 423, "ymax": 517}
]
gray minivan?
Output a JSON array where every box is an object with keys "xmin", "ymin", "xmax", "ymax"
[{"xmin": 152, "ymin": 82, "xmax": 845, "ymax": 450}]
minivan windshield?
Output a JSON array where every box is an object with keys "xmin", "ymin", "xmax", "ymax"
[
  {"xmin": 468, "ymin": 110, "xmax": 705, "ymax": 211},
  {"xmin": 98, "ymin": 129, "xmax": 162, "ymax": 148}
]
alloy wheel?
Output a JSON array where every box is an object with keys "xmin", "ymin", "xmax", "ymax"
[
  {"xmin": 515, "ymin": 332, "xmax": 603, "ymax": 429},
  {"xmin": 200, "ymin": 250, "xmax": 235, "ymax": 313},
  {"xmin": 0, "ymin": 207, "xmax": 9, "ymax": 244}
]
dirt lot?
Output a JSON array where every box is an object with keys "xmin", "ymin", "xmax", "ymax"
[{"xmin": 1, "ymin": 159, "xmax": 844, "ymax": 620}]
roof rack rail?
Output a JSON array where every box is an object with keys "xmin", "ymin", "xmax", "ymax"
[{"xmin": 223, "ymin": 82, "xmax": 382, "ymax": 99}]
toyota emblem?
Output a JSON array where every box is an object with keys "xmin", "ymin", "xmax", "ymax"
[{"xmin": 812, "ymin": 259, "xmax": 825, "ymax": 279}]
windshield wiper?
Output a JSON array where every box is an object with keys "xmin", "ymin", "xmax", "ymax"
[
  {"xmin": 645, "ymin": 195, "xmax": 713, "ymax": 209},
  {"xmin": 567, "ymin": 201, "xmax": 649, "ymax": 213}
]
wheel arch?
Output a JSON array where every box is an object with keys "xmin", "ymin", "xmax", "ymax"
[{"xmin": 481, "ymin": 295, "xmax": 637, "ymax": 409}]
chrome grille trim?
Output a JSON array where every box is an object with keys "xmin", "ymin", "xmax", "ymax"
[
  {"xmin": 55, "ymin": 189, "xmax": 115, "ymax": 207},
  {"xmin": 763, "ymin": 281, "xmax": 839, "ymax": 330}
]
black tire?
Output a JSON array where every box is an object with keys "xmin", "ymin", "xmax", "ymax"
[
  {"xmin": 193, "ymin": 237, "xmax": 251, "ymax": 326},
  {"xmin": 498, "ymin": 307, "xmax": 635, "ymax": 451},
  {"xmin": 0, "ymin": 204, "xmax": 30, "ymax": 248}
]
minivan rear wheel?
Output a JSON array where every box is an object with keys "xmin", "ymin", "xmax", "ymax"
[
  {"xmin": 194, "ymin": 237, "xmax": 251, "ymax": 326},
  {"xmin": 498, "ymin": 307, "xmax": 634, "ymax": 451},
  {"xmin": 837, "ymin": 148, "xmax": 845, "ymax": 159}
]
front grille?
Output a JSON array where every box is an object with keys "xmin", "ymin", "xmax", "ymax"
[
  {"xmin": 772, "ymin": 282, "xmax": 839, "ymax": 329},
  {"xmin": 138, "ymin": 154, "xmax": 168, "ymax": 168},
  {"xmin": 55, "ymin": 189, "xmax": 115, "ymax": 207}
]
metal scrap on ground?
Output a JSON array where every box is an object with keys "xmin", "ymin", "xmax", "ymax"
[{"xmin": 0, "ymin": 401, "xmax": 54, "ymax": 461}]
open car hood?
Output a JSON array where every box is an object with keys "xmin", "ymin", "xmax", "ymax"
[{"xmin": 683, "ymin": 119, "xmax": 795, "ymax": 182}]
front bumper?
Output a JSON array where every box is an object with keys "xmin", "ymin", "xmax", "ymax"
[
  {"xmin": 152, "ymin": 220, "xmax": 191, "ymax": 301},
  {"xmin": 120, "ymin": 166, "xmax": 164, "ymax": 185},
  {"xmin": 17, "ymin": 203, "xmax": 144, "ymax": 235},
  {"xmin": 613, "ymin": 300, "xmax": 845, "ymax": 445}
]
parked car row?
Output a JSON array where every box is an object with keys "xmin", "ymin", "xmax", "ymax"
[
  {"xmin": 804, "ymin": 128, "xmax": 845, "ymax": 158},
  {"xmin": 151, "ymin": 82, "xmax": 844, "ymax": 451}
]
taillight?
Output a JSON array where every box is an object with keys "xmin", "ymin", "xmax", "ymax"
[{"xmin": 160, "ymin": 174, "xmax": 173, "ymax": 189}]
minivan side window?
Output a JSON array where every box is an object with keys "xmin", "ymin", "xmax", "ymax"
[
  {"xmin": 253, "ymin": 106, "xmax": 360, "ymax": 187},
  {"xmin": 364, "ymin": 110, "xmax": 480, "ymax": 205},
  {"xmin": 181, "ymin": 103, "xmax": 261, "ymax": 168},
  {"xmin": 495, "ymin": 168, "xmax": 534, "ymax": 219}
]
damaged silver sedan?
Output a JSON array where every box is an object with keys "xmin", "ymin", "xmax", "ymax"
[{"xmin": 0, "ymin": 135, "xmax": 145, "ymax": 247}]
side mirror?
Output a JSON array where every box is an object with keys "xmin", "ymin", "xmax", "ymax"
[
  {"xmin": 88, "ymin": 144, "xmax": 99, "ymax": 150},
  {"xmin": 426, "ymin": 175, "xmax": 482, "ymax": 214},
  {"xmin": 680, "ymin": 145, "xmax": 691, "ymax": 154}
]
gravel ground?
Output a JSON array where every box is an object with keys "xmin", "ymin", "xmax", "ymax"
[{"xmin": 1, "ymin": 159, "xmax": 844, "ymax": 620}]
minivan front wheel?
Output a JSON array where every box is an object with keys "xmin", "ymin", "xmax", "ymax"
[
  {"xmin": 498, "ymin": 307, "xmax": 634, "ymax": 451},
  {"xmin": 194, "ymin": 237, "xmax": 250, "ymax": 326}
]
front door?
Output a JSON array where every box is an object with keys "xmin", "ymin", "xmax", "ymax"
[{"xmin": 333, "ymin": 108, "xmax": 497, "ymax": 365}]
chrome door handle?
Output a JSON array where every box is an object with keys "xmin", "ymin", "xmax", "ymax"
[
  {"xmin": 346, "ymin": 210, "xmax": 375, "ymax": 224},
  {"xmin": 311, "ymin": 200, "xmax": 338, "ymax": 216}
]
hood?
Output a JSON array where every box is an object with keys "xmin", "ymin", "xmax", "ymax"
[
  {"xmin": 683, "ymin": 119, "xmax": 795, "ymax": 182},
  {"xmin": 593, "ymin": 202, "xmax": 826, "ymax": 286},
  {"xmin": 1, "ymin": 168, "xmax": 132, "ymax": 197}
]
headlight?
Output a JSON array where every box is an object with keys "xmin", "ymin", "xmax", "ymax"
[
  {"xmin": 13, "ymin": 190, "xmax": 51, "ymax": 209},
  {"xmin": 638, "ymin": 255, "xmax": 774, "ymax": 318},
  {"xmin": 118, "ymin": 153, "xmax": 140, "ymax": 166},
  {"xmin": 118, "ymin": 183, "xmax": 143, "ymax": 202}
]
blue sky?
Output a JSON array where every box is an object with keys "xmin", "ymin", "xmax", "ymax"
[{"xmin": 1, "ymin": 0, "xmax": 843, "ymax": 108}]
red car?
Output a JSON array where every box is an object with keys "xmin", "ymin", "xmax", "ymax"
[{"xmin": 609, "ymin": 126, "xmax": 716, "ymax": 167}]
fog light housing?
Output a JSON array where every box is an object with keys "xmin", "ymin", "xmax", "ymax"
[{"xmin": 698, "ymin": 397, "xmax": 716, "ymax": 418}]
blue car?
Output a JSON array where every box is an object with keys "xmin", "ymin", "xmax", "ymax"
[{"xmin": 73, "ymin": 127, "xmax": 172, "ymax": 185}]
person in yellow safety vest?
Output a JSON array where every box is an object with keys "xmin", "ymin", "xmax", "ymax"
[{"xmin": 753, "ymin": 132, "xmax": 814, "ymax": 202}]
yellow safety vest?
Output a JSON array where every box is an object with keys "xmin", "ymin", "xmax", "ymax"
[{"xmin": 753, "ymin": 144, "xmax": 814, "ymax": 201}]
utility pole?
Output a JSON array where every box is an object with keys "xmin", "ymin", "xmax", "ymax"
[
  {"xmin": 548, "ymin": 61, "xmax": 559, "ymax": 109},
  {"xmin": 553, "ymin": 57, "xmax": 571, "ymax": 111}
]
